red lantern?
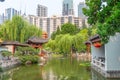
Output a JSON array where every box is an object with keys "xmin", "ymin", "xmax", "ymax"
[{"xmin": 93, "ymin": 42, "xmax": 102, "ymax": 48}]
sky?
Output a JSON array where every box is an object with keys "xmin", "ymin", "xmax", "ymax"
[{"xmin": 0, "ymin": 0, "xmax": 85, "ymax": 17}]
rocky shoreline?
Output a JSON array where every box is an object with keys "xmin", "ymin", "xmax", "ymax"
[{"xmin": 0, "ymin": 56, "xmax": 21, "ymax": 72}]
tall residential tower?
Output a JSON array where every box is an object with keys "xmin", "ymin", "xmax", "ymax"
[
  {"xmin": 37, "ymin": 4, "xmax": 48, "ymax": 17},
  {"xmin": 62, "ymin": 0, "xmax": 74, "ymax": 16},
  {"xmin": 5, "ymin": 8, "xmax": 20, "ymax": 20},
  {"xmin": 78, "ymin": 2, "xmax": 86, "ymax": 18}
]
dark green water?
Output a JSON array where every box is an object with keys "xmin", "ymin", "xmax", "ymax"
[{"xmin": 0, "ymin": 58, "xmax": 120, "ymax": 80}]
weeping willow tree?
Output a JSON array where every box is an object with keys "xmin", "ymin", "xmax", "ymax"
[
  {"xmin": 72, "ymin": 29, "xmax": 89, "ymax": 53},
  {"xmin": 54, "ymin": 34, "xmax": 64, "ymax": 53},
  {"xmin": 44, "ymin": 39, "xmax": 56, "ymax": 52},
  {"xmin": 44, "ymin": 34, "xmax": 64, "ymax": 53},
  {"xmin": 44, "ymin": 34, "xmax": 73, "ymax": 55},
  {"xmin": 58, "ymin": 34, "xmax": 73, "ymax": 55},
  {"xmin": 0, "ymin": 16, "xmax": 42, "ymax": 43},
  {"xmin": 44, "ymin": 29, "xmax": 89, "ymax": 55}
]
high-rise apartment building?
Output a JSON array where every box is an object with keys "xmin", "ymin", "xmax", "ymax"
[
  {"xmin": 0, "ymin": 13, "xmax": 7, "ymax": 24},
  {"xmin": 0, "ymin": 14, "xmax": 3, "ymax": 24},
  {"xmin": 62, "ymin": 0, "xmax": 74, "ymax": 16},
  {"xmin": 27, "ymin": 15, "xmax": 83, "ymax": 37},
  {"xmin": 37, "ymin": 4, "xmax": 48, "ymax": 17},
  {"xmin": 5, "ymin": 8, "xmax": 20, "ymax": 20},
  {"xmin": 78, "ymin": 2, "xmax": 86, "ymax": 18}
]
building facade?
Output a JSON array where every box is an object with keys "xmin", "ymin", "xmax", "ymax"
[
  {"xmin": 0, "ymin": 13, "xmax": 7, "ymax": 24},
  {"xmin": 5, "ymin": 8, "xmax": 20, "ymax": 20},
  {"xmin": 0, "ymin": 14, "xmax": 3, "ymax": 24},
  {"xmin": 62, "ymin": 0, "xmax": 74, "ymax": 16},
  {"xmin": 78, "ymin": 2, "xmax": 86, "ymax": 18},
  {"xmin": 37, "ymin": 4, "xmax": 48, "ymax": 17},
  {"xmin": 27, "ymin": 15, "xmax": 83, "ymax": 37},
  {"xmin": 90, "ymin": 34, "xmax": 120, "ymax": 78}
]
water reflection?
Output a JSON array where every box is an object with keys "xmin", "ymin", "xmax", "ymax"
[
  {"xmin": 0, "ymin": 58, "xmax": 120, "ymax": 80},
  {"xmin": 39, "ymin": 58, "xmax": 91, "ymax": 80},
  {"xmin": 91, "ymin": 69, "xmax": 120, "ymax": 80}
]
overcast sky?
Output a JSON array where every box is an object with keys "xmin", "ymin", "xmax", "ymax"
[{"xmin": 0, "ymin": 0, "xmax": 85, "ymax": 17}]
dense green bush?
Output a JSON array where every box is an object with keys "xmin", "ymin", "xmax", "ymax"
[
  {"xmin": 1, "ymin": 50, "xmax": 12, "ymax": 57},
  {"xmin": 0, "ymin": 67, "xmax": 3, "ymax": 72},
  {"xmin": 19, "ymin": 55, "xmax": 39, "ymax": 64},
  {"xmin": 15, "ymin": 46, "xmax": 40, "ymax": 64},
  {"xmin": 16, "ymin": 46, "xmax": 39, "ymax": 55}
]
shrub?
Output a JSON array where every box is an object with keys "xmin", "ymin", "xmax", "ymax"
[
  {"xmin": 19, "ymin": 55, "xmax": 39, "ymax": 64},
  {"xmin": 1, "ymin": 50, "xmax": 12, "ymax": 57}
]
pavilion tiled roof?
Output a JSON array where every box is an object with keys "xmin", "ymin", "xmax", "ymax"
[
  {"xmin": 26, "ymin": 36, "xmax": 49, "ymax": 44},
  {"xmin": 89, "ymin": 34, "xmax": 101, "ymax": 43},
  {"xmin": 1, "ymin": 41, "xmax": 29, "ymax": 47},
  {"xmin": 85, "ymin": 41, "xmax": 91, "ymax": 45}
]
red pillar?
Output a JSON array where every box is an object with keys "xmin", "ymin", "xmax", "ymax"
[{"xmin": 12, "ymin": 45, "xmax": 15, "ymax": 55}]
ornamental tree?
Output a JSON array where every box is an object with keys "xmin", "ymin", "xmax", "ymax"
[
  {"xmin": 61, "ymin": 23, "xmax": 79, "ymax": 35},
  {"xmin": 83, "ymin": 0, "xmax": 120, "ymax": 43}
]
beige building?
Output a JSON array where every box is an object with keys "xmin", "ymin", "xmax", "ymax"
[{"xmin": 27, "ymin": 15, "xmax": 83, "ymax": 37}]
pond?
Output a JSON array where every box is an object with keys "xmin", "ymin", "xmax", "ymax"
[{"xmin": 0, "ymin": 58, "xmax": 120, "ymax": 80}]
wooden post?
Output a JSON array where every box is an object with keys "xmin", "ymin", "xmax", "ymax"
[
  {"xmin": 12, "ymin": 45, "xmax": 15, "ymax": 55},
  {"xmin": 86, "ymin": 43, "xmax": 91, "ymax": 61}
]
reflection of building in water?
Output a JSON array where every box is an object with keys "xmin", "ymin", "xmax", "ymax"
[
  {"xmin": 41, "ymin": 69, "xmax": 69, "ymax": 80},
  {"xmin": 91, "ymin": 69, "xmax": 120, "ymax": 80},
  {"xmin": 40, "ymin": 66, "xmax": 70, "ymax": 80},
  {"xmin": 40, "ymin": 67, "xmax": 57, "ymax": 80}
]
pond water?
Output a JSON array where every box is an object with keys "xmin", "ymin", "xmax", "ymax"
[{"xmin": 0, "ymin": 58, "xmax": 120, "ymax": 80}]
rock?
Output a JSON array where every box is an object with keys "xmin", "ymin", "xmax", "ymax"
[{"xmin": 25, "ymin": 61, "xmax": 32, "ymax": 65}]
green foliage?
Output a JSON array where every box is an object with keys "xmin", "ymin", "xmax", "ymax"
[
  {"xmin": 87, "ymin": 26, "xmax": 97, "ymax": 37},
  {"xmin": 0, "ymin": 67, "xmax": 2, "ymax": 72},
  {"xmin": 16, "ymin": 46, "xmax": 39, "ymax": 55},
  {"xmin": 44, "ymin": 39, "xmax": 56, "ymax": 52},
  {"xmin": 0, "ymin": 16, "xmax": 42, "ymax": 43},
  {"xmin": 72, "ymin": 29, "xmax": 89, "ymax": 52},
  {"xmin": 61, "ymin": 23, "xmax": 79, "ymax": 35},
  {"xmin": 45, "ymin": 28, "xmax": 90, "ymax": 55},
  {"xmin": 19, "ymin": 55, "xmax": 39, "ymax": 64},
  {"xmin": 15, "ymin": 46, "xmax": 40, "ymax": 64},
  {"xmin": 51, "ymin": 23, "xmax": 80, "ymax": 40},
  {"xmin": 51, "ymin": 32, "xmax": 57, "ymax": 40},
  {"xmin": 58, "ymin": 34, "xmax": 73, "ymax": 54},
  {"xmin": 83, "ymin": 0, "xmax": 102, "ymax": 25},
  {"xmin": 97, "ymin": 3, "xmax": 120, "ymax": 43},
  {"xmin": 45, "ymin": 21, "xmax": 96, "ymax": 55},
  {"xmin": 51, "ymin": 53, "xmax": 63, "ymax": 58},
  {"xmin": 1, "ymin": 50, "xmax": 12, "ymax": 57},
  {"xmin": 51, "ymin": 26, "xmax": 61, "ymax": 40},
  {"xmin": 83, "ymin": 0, "xmax": 120, "ymax": 43}
]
